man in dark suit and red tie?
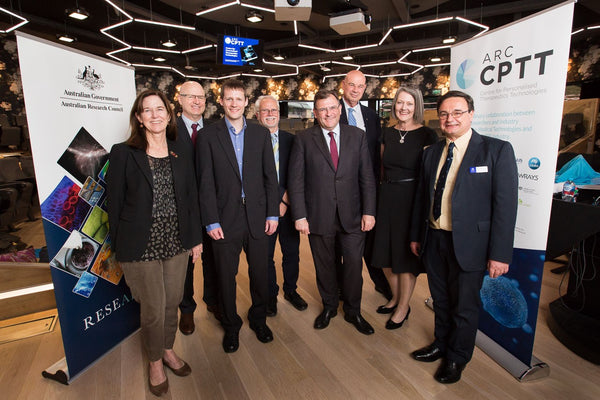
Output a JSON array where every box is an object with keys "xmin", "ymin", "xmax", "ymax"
[
  {"xmin": 176, "ymin": 81, "xmax": 221, "ymax": 336},
  {"xmin": 197, "ymin": 79, "xmax": 279, "ymax": 353},
  {"xmin": 255, "ymin": 95, "xmax": 308, "ymax": 317},
  {"xmin": 409, "ymin": 90, "xmax": 518, "ymax": 384},
  {"xmin": 288, "ymin": 89, "xmax": 377, "ymax": 335},
  {"xmin": 339, "ymin": 70, "xmax": 392, "ymax": 301}
]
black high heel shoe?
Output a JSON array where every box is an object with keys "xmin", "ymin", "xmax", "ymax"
[
  {"xmin": 385, "ymin": 306, "xmax": 411, "ymax": 330},
  {"xmin": 376, "ymin": 304, "xmax": 397, "ymax": 314}
]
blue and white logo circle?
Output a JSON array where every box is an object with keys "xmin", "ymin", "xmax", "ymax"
[
  {"xmin": 224, "ymin": 37, "xmax": 231, "ymax": 44},
  {"xmin": 456, "ymin": 59, "xmax": 476, "ymax": 89},
  {"xmin": 528, "ymin": 157, "xmax": 541, "ymax": 170}
]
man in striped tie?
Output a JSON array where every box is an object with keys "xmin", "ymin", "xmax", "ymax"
[{"xmin": 255, "ymin": 95, "xmax": 308, "ymax": 317}]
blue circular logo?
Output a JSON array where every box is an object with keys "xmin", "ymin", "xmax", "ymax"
[
  {"xmin": 528, "ymin": 157, "xmax": 540, "ymax": 170},
  {"xmin": 456, "ymin": 59, "xmax": 476, "ymax": 89}
]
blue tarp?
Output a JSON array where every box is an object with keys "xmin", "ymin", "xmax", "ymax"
[{"xmin": 555, "ymin": 154, "xmax": 600, "ymax": 185}]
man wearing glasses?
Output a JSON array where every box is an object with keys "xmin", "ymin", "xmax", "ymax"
[
  {"xmin": 176, "ymin": 81, "xmax": 221, "ymax": 335},
  {"xmin": 409, "ymin": 90, "xmax": 518, "ymax": 383},
  {"xmin": 340, "ymin": 70, "xmax": 392, "ymax": 301},
  {"xmin": 289, "ymin": 90, "xmax": 377, "ymax": 335},
  {"xmin": 255, "ymin": 95, "xmax": 308, "ymax": 317}
]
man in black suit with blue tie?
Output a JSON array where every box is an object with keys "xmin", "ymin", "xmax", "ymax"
[
  {"xmin": 409, "ymin": 91, "xmax": 518, "ymax": 383},
  {"xmin": 176, "ymin": 81, "xmax": 220, "ymax": 335},
  {"xmin": 255, "ymin": 95, "xmax": 308, "ymax": 317},
  {"xmin": 339, "ymin": 70, "xmax": 392, "ymax": 301},
  {"xmin": 197, "ymin": 79, "xmax": 279, "ymax": 353}
]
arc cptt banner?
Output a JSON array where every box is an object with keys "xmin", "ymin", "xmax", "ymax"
[
  {"xmin": 16, "ymin": 32, "xmax": 138, "ymax": 381},
  {"xmin": 450, "ymin": 1, "xmax": 574, "ymax": 372}
]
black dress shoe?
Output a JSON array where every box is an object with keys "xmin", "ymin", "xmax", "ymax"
[
  {"xmin": 250, "ymin": 323, "xmax": 274, "ymax": 343},
  {"xmin": 284, "ymin": 291, "xmax": 308, "ymax": 311},
  {"xmin": 314, "ymin": 309, "xmax": 337, "ymax": 329},
  {"xmin": 376, "ymin": 304, "xmax": 397, "ymax": 314},
  {"xmin": 178, "ymin": 313, "xmax": 195, "ymax": 335},
  {"xmin": 411, "ymin": 343, "xmax": 444, "ymax": 362},
  {"xmin": 434, "ymin": 360, "xmax": 465, "ymax": 384},
  {"xmin": 222, "ymin": 332, "xmax": 239, "ymax": 353},
  {"xmin": 385, "ymin": 306, "xmax": 411, "ymax": 330},
  {"xmin": 266, "ymin": 298, "xmax": 278, "ymax": 317},
  {"xmin": 344, "ymin": 314, "xmax": 374, "ymax": 335}
]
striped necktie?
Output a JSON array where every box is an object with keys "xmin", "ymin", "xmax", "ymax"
[
  {"xmin": 432, "ymin": 142, "xmax": 455, "ymax": 220},
  {"xmin": 347, "ymin": 107, "xmax": 357, "ymax": 127},
  {"xmin": 271, "ymin": 133, "xmax": 279, "ymax": 182}
]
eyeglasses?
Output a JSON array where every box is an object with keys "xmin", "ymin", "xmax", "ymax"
[
  {"xmin": 438, "ymin": 110, "xmax": 469, "ymax": 120},
  {"xmin": 180, "ymin": 94, "xmax": 206, "ymax": 101},
  {"xmin": 260, "ymin": 108, "xmax": 279, "ymax": 114},
  {"xmin": 315, "ymin": 105, "xmax": 339, "ymax": 114}
]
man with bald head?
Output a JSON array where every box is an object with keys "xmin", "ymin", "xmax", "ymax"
[
  {"xmin": 176, "ymin": 81, "xmax": 220, "ymax": 335},
  {"xmin": 339, "ymin": 70, "xmax": 392, "ymax": 301}
]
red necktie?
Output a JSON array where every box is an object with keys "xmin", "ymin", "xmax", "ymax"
[
  {"xmin": 328, "ymin": 131, "xmax": 338, "ymax": 170},
  {"xmin": 191, "ymin": 123, "xmax": 199, "ymax": 146}
]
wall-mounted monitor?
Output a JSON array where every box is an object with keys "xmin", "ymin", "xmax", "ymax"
[{"xmin": 218, "ymin": 35, "xmax": 263, "ymax": 67}]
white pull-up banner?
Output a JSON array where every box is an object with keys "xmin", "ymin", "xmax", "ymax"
[{"xmin": 450, "ymin": 1, "xmax": 574, "ymax": 379}]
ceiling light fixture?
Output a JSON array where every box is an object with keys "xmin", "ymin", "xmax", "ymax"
[
  {"xmin": 298, "ymin": 44, "xmax": 335, "ymax": 53},
  {"xmin": 430, "ymin": 56, "xmax": 441, "ymax": 62},
  {"xmin": 342, "ymin": 54, "xmax": 353, "ymax": 60},
  {"xmin": 320, "ymin": 64, "xmax": 331, "ymax": 72},
  {"xmin": 442, "ymin": 36, "xmax": 456, "ymax": 44},
  {"xmin": 161, "ymin": 39, "xmax": 177, "ymax": 48},
  {"xmin": 67, "ymin": 7, "xmax": 90, "ymax": 21},
  {"xmin": 253, "ymin": 68, "xmax": 263, "ymax": 72},
  {"xmin": 0, "ymin": 6, "xmax": 29, "ymax": 33},
  {"xmin": 57, "ymin": 34, "xmax": 76, "ymax": 43},
  {"xmin": 273, "ymin": 54, "xmax": 285, "ymax": 61},
  {"xmin": 245, "ymin": 10, "xmax": 264, "ymax": 23},
  {"xmin": 154, "ymin": 56, "xmax": 167, "ymax": 62}
]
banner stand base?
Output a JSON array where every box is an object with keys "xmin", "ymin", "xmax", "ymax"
[
  {"xmin": 425, "ymin": 299, "xmax": 550, "ymax": 381},
  {"xmin": 476, "ymin": 331, "xmax": 550, "ymax": 382},
  {"xmin": 42, "ymin": 358, "xmax": 70, "ymax": 385}
]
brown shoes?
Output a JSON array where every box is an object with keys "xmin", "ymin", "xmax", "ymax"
[
  {"xmin": 163, "ymin": 359, "xmax": 192, "ymax": 376},
  {"xmin": 148, "ymin": 369, "xmax": 168, "ymax": 397},
  {"xmin": 179, "ymin": 313, "xmax": 195, "ymax": 335}
]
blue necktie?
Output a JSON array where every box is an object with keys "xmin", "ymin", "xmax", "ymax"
[
  {"xmin": 433, "ymin": 142, "xmax": 455, "ymax": 220},
  {"xmin": 347, "ymin": 107, "xmax": 357, "ymax": 127}
]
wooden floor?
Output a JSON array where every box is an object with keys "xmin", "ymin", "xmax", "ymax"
[{"xmin": 1, "ymin": 236, "xmax": 599, "ymax": 399}]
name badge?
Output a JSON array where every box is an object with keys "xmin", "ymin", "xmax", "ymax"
[{"xmin": 470, "ymin": 166, "xmax": 488, "ymax": 173}]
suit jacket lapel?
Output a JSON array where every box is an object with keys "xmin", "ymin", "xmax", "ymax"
[
  {"xmin": 216, "ymin": 119, "xmax": 241, "ymax": 181},
  {"xmin": 428, "ymin": 141, "xmax": 445, "ymax": 197},
  {"xmin": 311, "ymin": 126, "xmax": 336, "ymax": 172},
  {"xmin": 131, "ymin": 147, "xmax": 153, "ymax": 188}
]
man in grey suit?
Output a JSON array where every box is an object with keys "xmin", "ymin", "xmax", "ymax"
[
  {"xmin": 409, "ymin": 90, "xmax": 518, "ymax": 383},
  {"xmin": 197, "ymin": 79, "xmax": 279, "ymax": 353},
  {"xmin": 176, "ymin": 81, "xmax": 221, "ymax": 335},
  {"xmin": 288, "ymin": 89, "xmax": 377, "ymax": 335}
]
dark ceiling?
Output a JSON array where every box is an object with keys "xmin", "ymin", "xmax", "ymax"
[{"xmin": 1, "ymin": 0, "xmax": 599, "ymax": 78}]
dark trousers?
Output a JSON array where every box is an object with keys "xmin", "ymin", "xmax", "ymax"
[
  {"xmin": 267, "ymin": 211, "xmax": 300, "ymax": 298},
  {"xmin": 423, "ymin": 229, "xmax": 486, "ymax": 365},
  {"xmin": 179, "ymin": 229, "xmax": 219, "ymax": 314},
  {"xmin": 308, "ymin": 215, "xmax": 365, "ymax": 315},
  {"xmin": 335, "ymin": 229, "xmax": 391, "ymax": 296},
  {"xmin": 211, "ymin": 204, "xmax": 269, "ymax": 333}
]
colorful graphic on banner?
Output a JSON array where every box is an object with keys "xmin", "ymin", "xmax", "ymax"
[
  {"xmin": 16, "ymin": 32, "xmax": 138, "ymax": 380},
  {"xmin": 450, "ymin": 2, "xmax": 574, "ymax": 365}
]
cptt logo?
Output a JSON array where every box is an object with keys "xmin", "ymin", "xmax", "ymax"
[{"xmin": 456, "ymin": 59, "xmax": 476, "ymax": 89}]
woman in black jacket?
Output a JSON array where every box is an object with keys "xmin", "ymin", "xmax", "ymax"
[{"xmin": 107, "ymin": 89, "xmax": 202, "ymax": 396}]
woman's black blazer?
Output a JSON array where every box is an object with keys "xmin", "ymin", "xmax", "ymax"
[{"xmin": 106, "ymin": 138, "xmax": 202, "ymax": 262}]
